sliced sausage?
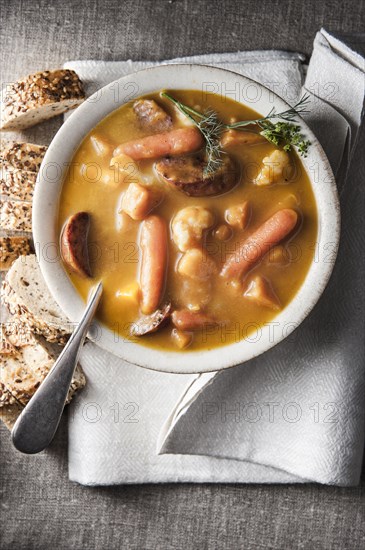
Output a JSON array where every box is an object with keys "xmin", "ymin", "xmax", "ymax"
[
  {"xmin": 171, "ymin": 309, "xmax": 218, "ymax": 331},
  {"xmin": 133, "ymin": 99, "xmax": 172, "ymax": 133},
  {"xmin": 155, "ymin": 154, "xmax": 239, "ymax": 197},
  {"xmin": 60, "ymin": 212, "xmax": 91, "ymax": 278},
  {"xmin": 131, "ymin": 303, "xmax": 171, "ymax": 336},
  {"xmin": 139, "ymin": 215, "xmax": 168, "ymax": 314},
  {"xmin": 220, "ymin": 208, "xmax": 298, "ymax": 280},
  {"xmin": 114, "ymin": 127, "xmax": 204, "ymax": 161}
]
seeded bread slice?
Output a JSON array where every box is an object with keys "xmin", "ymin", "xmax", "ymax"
[
  {"xmin": 1, "ymin": 69, "xmax": 85, "ymax": 131},
  {"xmin": 0, "ymin": 236, "xmax": 32, "ymax": 271},
  {"xmin": 0, "ymin": 402, "xmax": 24, "ymax": 430},
  {"xmin": 0, "ymin": 333, "xmax": 86, "ymax": 407},
  {"xmin": 0, "ymin": 199, "xmax": 32, "ymax": 233},
  {"xmin": 1, "ymin": 140, "xmax": 47, "ymax": 172},
  {"xmin": 0, "ymin": 169, "xmax": 37, "ymax": 201},
  {"xmin": 1, "ymin": 255, "xmax": 72, "ymax": 344}
]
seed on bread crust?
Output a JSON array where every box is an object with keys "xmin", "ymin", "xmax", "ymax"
[
  {"xmin": 1, "ymin": 69, "xmax": 85, "ymax": 130},
  {"xmin": 0, "ymin": 170, "xmax": 37, "ymax": 201},
  {"xmin": 1, "ymin": 255, "xmax": 72, "ymax": 345},
  {"xmin": 1, "ymin": 140, "xmax": 47, "ymax": 172},
  {"xmin": 0, "ymin": 236, "xmax": 32, "ymax": 271},
  {"xmin": 0, "ymin": 200, "xmax": 32, "ymax": 233}
]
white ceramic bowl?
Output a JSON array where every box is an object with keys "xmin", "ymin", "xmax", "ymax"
[{"xmin": 33, "ymin": 64, "xmax": 340, "ymax": 374}]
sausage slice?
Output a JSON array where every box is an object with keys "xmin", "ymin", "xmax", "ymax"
[
  {"xmin": 133, "ymin": 99, "xmax": 172, "ymax": 133},
  {"xmin": 131, "ymin": 303, "xmax": 171, "ymax": 336},
  {"xmin": 60, "ymin": 212, "xmax": 91, "ymax": 278},
  {"xmin": 155, "ymin": 154, "xmax": 239, "ymax": 197}
]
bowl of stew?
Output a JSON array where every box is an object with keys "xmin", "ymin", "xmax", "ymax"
[{"xmin": 33, "ymin": 64, "xmax": 340, "ymax": 373}]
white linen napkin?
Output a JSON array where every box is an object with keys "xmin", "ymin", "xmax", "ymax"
[{"xmin": 65, "ymin": 29, "xmax": 365, "ymax": 486}]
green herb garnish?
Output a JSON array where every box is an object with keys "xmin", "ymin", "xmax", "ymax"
[
  {"xmin": 161, "ymin": 91, "xmax": 311, "ymax": 172},
  {"xmin": 161, "ymin": 92, "xmax": 225, "ymax": 175}
]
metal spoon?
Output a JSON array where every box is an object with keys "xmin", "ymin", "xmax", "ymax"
[{"xmin": 11, "ymin": 282, "xmax": 103, "ymax": 454}]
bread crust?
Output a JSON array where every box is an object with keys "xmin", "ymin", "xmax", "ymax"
[
  {"xmin": 0, "ymin": 169, "xmax": 37, "ymax": 201},
  {"xmin": 1, "ymin": 140, "xmax": 47, "ymax": 172},
  {"xmin": 1, "ymin": 69, "xmax": 85, "ymax": 130},
  {"xmin": 0, "ymin": 236, "xmax": 32, "ymax": 270}
]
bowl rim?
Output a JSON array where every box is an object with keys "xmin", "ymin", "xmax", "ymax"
[{"xmin": 33, "ymin": 63, "xmax": 340, "ymax": 374}]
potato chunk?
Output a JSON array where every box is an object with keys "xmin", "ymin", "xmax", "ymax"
[
  {"xmin": 225, "ymin": 201, "xmax": 251, "ymax": 230},
  {"xmin": 171, "ymin": 328, "xmax": 193, "ymax": 349},
  {"xmin": 110, "ymin": 152, "xmax": 139, "ymax": 174},
  {"xmin": 214, "ymin": 224, "xmax": 232, "ymax": 241},
  {"xmin": 244, "ymin": 276, "xmax": 280, "ymax": 309},
  {"xmin": 120, "ymin": 182, "xmax": 161, "ymax": 221},
  {"xmin": 220, "ymin": 129, "xmax": 265, "ymax": 148},
  {"xmin": 177, "ymin": 248, "xmax": 217, "ymax": 280},
  {"xmin": 171, "ymin": 206, "xmax": 214, "ymax": 252},
  {"xmin": 255, "ymin": 149, "xmax": 291, "ymax": 186},
  {"xmin": 90, "ymin": 134, "xmax": 112, "ymax": 157}
]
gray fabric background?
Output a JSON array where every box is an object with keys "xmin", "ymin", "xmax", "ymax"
[{"xmin": 0, "ymin": 1, "xmax": 364, "ymax": 548}]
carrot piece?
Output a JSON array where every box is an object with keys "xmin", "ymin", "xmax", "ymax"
[
  {"xmin": 220, "ymin": 208, "xmax": 298, "ymax": 280},
  {"xmin": 139, "ymin": 215, "xmax": 168, "ymax": 314},
  {"xmin": 114, "ymin": 127, "xmax": 204, "ymax": 160}
]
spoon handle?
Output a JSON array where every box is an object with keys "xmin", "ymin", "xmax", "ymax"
[{"xmin": 11, "ymin": 282, "xmax": 103, "ymax": 454}]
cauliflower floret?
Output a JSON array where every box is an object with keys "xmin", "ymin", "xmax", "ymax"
[
  {"xmin": 171, "ymin": 206, "xmax": 214, "ymax": 252},
  {"xmin": 255, "ymin": 149, "xmax": 291, "ymax": 186}
]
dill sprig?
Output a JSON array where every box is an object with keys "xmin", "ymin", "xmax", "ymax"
[
  {"xmin": 161, "ymin": 92, "xmax": 225, "ymax": 174},
  {"xmin": 227, "ymin": 94, "xmax": 311, "ymax": 129},
  {"xmin": 161, "ymin": 92, "xmax": 311, "ymax": 169}
]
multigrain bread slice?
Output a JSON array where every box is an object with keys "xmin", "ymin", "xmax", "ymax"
[
  {"xmin": 0, "ymin": 140, "xmax": 47, "ymax": 172},
  {"xmin": 0, "ymin": 330, "xmax": 86, "ymax": 407},
  {"xmin": 0, "ymin": 402, "xmax": 24, "ymax": 430},
  {"xmin": 0, "ymin": 169, "xmax": 37, "ymax": 201},
  {"xmin": 0, "ymin": 69, "xmax": 85, "ymax": 130},
  {"xmin": 1, "ymin": 255, "xmax": 73, "ymax": 344},
  {"xmin": 0, "ymin": 199, "xmax": 32, "ymax": 233},
  {"xmin": 0, "ymin": 236, "xmax": 32, "ymax": 271}
]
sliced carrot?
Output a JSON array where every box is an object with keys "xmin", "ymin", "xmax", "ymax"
[
  {"xmin": 220, "ymin": 208, "xmax": 298, "ymax": 280},
  {"xmin": 114, "ymin": 127, "xmax": 204, "ymax": 160},
  {"xmin": 139, "ymin": 215, "xmax": 168, "ymax": 314}
]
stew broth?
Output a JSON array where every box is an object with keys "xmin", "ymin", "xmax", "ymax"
[{"xmin": 58, "ymin": 90, "xmax": 317, "ymax": 351}]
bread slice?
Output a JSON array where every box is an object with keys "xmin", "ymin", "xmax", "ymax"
[
  {"xmin": 1, "ymin": 69, "xmax": 85, "ymax": 131},
  {"xmin": 0, "ymin": 402, "xmax": 24, "ymax": 430},
  {"xmin": 0, "ymin": 315, "xmax": 85, "ymax": 430},
  {"xmin": 1, "ymin": 255, "xmax": 72, "ymax": 344},
  {"xmin": 0, "ymin": 169, "xmax": 37, "ymax": 201},
  {"xmin": 0, "ymin": 199, "xmax": 32, "ymax": 233},
  {"xmin": 0, "ymin": 332, "xmax": 86, "ymax": 407},
  {"xmin": 0, "ymin": 236, "xmax": 32, "ymax": 271},
  {"xmin": 1, "ymin": 140, "xmax": 47, "ymax": 172}
]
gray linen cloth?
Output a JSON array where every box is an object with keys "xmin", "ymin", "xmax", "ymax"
[{"xmin": 65, "ymin": 29, "xmax": 365, "ymax": 486}]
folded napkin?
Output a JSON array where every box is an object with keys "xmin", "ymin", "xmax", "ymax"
[{"xmin": 65, "ymin": 29, "xmax": 365, "ymax": 486}]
